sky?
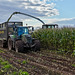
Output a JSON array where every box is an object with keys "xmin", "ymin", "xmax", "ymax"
[{"xmin": 0, "ymin": 0, "xmax": 75, "ymax": 28}]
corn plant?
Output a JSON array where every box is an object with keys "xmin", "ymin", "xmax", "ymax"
[{"xmin": 32, "ymin": 27, "xmax": 75, "ymax": 55}]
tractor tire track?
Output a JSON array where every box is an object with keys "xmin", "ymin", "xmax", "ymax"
[{"xmin": 0, "ymin": 48, "xmax": 75, "ymax": 75}]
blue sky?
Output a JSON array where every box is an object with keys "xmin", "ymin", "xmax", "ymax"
[
  {"xmin": 0, "ymin": 0, "xmax": 75, "ymax": 28},
  {"xmin": 55, "ymin": 0, "xmax": 75, "ymax": 18}
]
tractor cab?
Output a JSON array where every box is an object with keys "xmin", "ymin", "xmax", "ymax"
[
  {"xmin": 17, "ymin": 26, "xmax": 29, "ymax": 37},
  {"xmin": 42, "ymin": 24, "xmax": 58, "ymax": 29},
  {"xmin": 17, "ymin": 26, "xmax": 32, "ymax": 44}
]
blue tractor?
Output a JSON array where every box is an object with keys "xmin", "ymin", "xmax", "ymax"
[{"xmin": 8, "ymin": 23, "xmax": 40, "ymax": 52}]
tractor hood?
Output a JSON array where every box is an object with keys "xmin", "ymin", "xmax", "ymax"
[{"xmin": 22, "ymin": 34, "xmax": 32, "ymax": 44}]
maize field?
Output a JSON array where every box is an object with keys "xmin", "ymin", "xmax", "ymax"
[
  {"xmin": 1, "ymin": 27, "xmax": 75, "ymax": 75},
  {"xmin": 32, "ymin": 27, "xmax": 75, "ymax": 56}
]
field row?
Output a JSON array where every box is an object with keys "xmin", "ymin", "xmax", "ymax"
[{"xmin": 0, "ymin": 48, "xmax": 75, "ymax": 75}]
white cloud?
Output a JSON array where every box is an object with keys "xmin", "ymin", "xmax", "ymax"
[
  {"xmin": 0, "ymin": 0, "xmax": 62, "ymax": 24},
  {"xmin": 0, "ymin": 0, "xmax": 60, "ymax": 23},
  {"xmin": 1, "ymin": 0, "xmax": 59, "ymax": 17},
  {"xmin": 21, "ymin": 19, "xmax": 32, "ymax": 22},
  {"xmin": 21, "ymin": 1, "xmax": 59, "ymax": 16}
]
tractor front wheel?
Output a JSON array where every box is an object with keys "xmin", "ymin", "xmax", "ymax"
[{"xmin": 15, "ymin": 40, "xmax": 24, "ymax": 52}]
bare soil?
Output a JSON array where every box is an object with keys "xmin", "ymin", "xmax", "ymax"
[{"xmin": 0, "ymin": 48, "xmax": 75, "ymax": 75}]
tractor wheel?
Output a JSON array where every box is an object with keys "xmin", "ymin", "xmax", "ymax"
[
  {"xmin": 15, "ymin": 40, "xmax": 24, "ymax": 53},
  {"xmin": 1, "ymin": 41, "xmax": 5, "ymax": 48},
  {"xmin": 34, "ymin": 40, "xmax": 40, "ymax": 51},
  {"xmin": 8, "ymin": 38, "xmax": 13, "ymax": 50}
]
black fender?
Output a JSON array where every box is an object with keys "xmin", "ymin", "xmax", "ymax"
[{"xmin": 8, "ymin": 35, "xmax": 16, "ymax": 41}]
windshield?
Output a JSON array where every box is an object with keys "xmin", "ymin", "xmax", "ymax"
[{"xmin": 17, "ymin": 27, "xmax": 29, "ymax": 36}]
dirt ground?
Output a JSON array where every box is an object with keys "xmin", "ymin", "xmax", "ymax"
[{"xmin": 0, "ymin": 48, "xmax": 75, "ymax": 75}]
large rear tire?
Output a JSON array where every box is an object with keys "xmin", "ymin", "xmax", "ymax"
[
  {"xmin": 34, "ymin": 40, "xmax": 40, "ymax": 51},
  {"xmin": 8, "ymin": 38, "xmax": 13, "ymax": 50},
  {"xmin": 15, "ymin": 40, "xmax": 24, "ymax": 53}
]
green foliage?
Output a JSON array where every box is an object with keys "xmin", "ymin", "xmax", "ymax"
[
  {"xmin": 72, "ymin": 64, "xmax": 75, "ymax": 67},
  {"xmin": 17, "ymin": 60, "xmax": 21, "ymax": 63},
  {"xmin": 32, "ymin": 28, "xmax": 75, "ymax": 55},
  {"xmin": 22, "ymin": 60, "xmax": 27, "ymax": 64},
  {"xmin": 0, "ymin": 50, "xmax": 4, "ymax": 53},
  {"xmin": 0, "ymin": 70, "xmax": 4, "ymax": 75},
  {"xmin": 71, "ymin": 50, "xmax": 75, "ymax": 57},
  {"xmin": 0, "ymin": 59, "xmax": 12, "ymax": 74},
  {"xmin": 32, "ymin": 66, "xmax": 35, "ymax": 69},
  {"xmin": 0, "ymin": 60, "xmax": 2, "ymax": 63},
  {"xmin": 0, "ymin": 56, "xmax": 29, "ymax": 75},
  {"xmin": 19, "ymin": 70, "xmax": 29, "ymax": 75},
  {"xmin": 2, "ymin": 64, "xmax": 11, "ymax": 70},
  {"xmin": 21, "ymin": 71, "xmax": 29, "ymax": 75},
  {"xmin": 1, "ymin": 61, "xmax": 9, "ymax": 65},
  {"xmin": 11, "ymin": 71, "xmax": 18, "ymax": 75}
]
